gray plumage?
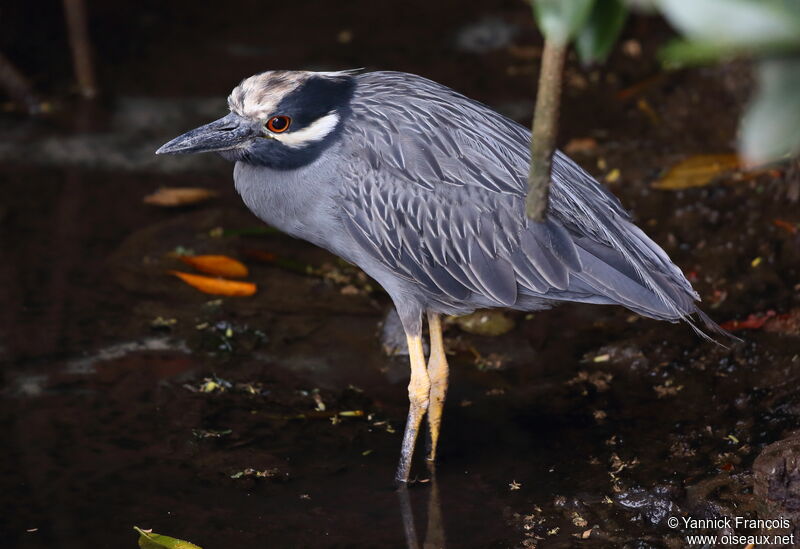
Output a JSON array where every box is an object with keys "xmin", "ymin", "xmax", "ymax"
[
  {"xmin": 215, "ymin": 70, "xmax": 715, "ymax": 337},
  {"xmin": 157, "ymin": 69, "xmax": 725, "ymax": 482}
]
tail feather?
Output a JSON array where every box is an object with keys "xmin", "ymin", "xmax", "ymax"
[{"xmin": 549, "ymin": 151, "xmax": 736, "ymax": 344}]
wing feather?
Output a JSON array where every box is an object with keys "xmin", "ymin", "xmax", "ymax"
[{"xmin": 335, "ymin": 71, "xmax": 712, "ymax": 330}]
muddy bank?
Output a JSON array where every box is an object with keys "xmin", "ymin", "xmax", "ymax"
[{"xmin": 2, "ymin": 3, "xmax": 800, "ymax": 548}]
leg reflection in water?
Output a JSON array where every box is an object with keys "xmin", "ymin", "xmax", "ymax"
[{"xmin": 397, "ymin": 463, "xmax": 446, "ymax": 549}]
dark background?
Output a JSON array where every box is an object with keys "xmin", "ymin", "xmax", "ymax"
[{"xmin": 2, "ymin": 1, "xmax": 800, "ymax": 548}]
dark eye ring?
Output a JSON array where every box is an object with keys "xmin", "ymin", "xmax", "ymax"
[{"xmin": 266, "ymin": 115, "xmax": 291, "ymax": 133}]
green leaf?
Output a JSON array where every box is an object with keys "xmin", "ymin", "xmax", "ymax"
[
  {"xmin": 655, "ymin": 0, "xmax": 800, "ymax": 49},
  {"xmin": 740, "ymin": 58, "xmax": 800, "ymax": 166},
  {"xmin": 134, "ymin": 527, "xmax": 203, "ymax": 549},
  {"xmin": 659, "ymin": 39, "xmax": 735, "ymax": 66},
  {"xmin": 531, "ymin": 0, "xmax": 596, "ymax": 44},
  {"xmin": 575, "ymin": 0, "xmax": 629, "ymax": 64},
  {"xmin": 660, "ymin": 37, "xmax": 800, "ymax": 66}
]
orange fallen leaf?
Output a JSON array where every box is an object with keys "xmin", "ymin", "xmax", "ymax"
[
  {"xmin": 564, "ymin": 137, "xmax": 598, "ymax": 155},
  {"xmin": 720, "ymin": 311, "xmax": 776, "ymax": 332},
  {"xmin": 773, "ymin": 219, "xmax": 798, "ymax": 235},
  {"xmin": 636, "ymin": 98, "xmax": 660, "ymax": 126},
  {"xmin": 653, "ymin": 154, "xmax": 740, "ymax": 190},
  {"xmin": 179, "ymin": 255, "xmax": 249, "ymax": 278},
  {"xmin": 144, "ymin": 187, "xmax": 218, "ymax": 207},
  {"xmin": 169, "ymin": 270, "xmax": 256, "ymax": 297}
]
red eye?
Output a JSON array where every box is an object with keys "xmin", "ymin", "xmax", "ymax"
[{"xmin": 266, "ymin": 115, "xmax": 291, "ymax": 133}]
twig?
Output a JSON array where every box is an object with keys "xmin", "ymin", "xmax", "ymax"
[
  {"xmin": 62, "ymin": 0, "xmax": 97, "ymax": 98},
  {"xmin": 0, "ymin": 52, "xmax": 43, "ymax": 114},
  {"xmin": 525, "ymin": 38, "xmax": 566, "ymax": 221}
]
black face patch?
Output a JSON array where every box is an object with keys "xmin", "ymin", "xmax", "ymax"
[
  {"xmin": 272, "ymin": 75, "xmax": 356, "ymax": 132},
  {"xmin": 230, "ymin": 74, "xmax": 356, "ymax": 170},
  {"xmin": 233, "ymin": 136, "xmax": 327, "ymax": 169}
]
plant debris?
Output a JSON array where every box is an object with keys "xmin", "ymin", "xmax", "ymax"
[
  {"xmin": 450, "ymin": 310, "xmax": 515, "ymax": 336},
  {"xmin": 134, "ymin": 527, "xmax": 202, "ymax": 549},
  {"xmin": 652, "ymin": 154, "xmax": 740, "ymax": 190},
  {"xmin": 192, "ymin": 428, "xmax": 232, "ymax": 439},
  {"xmin": 179, "ymin": 255, "xmax": 249, "ymax": 278},
  {"xmin": 772, "ymin": 219, "xmax": 799, "ymax": 234},
  {"xmin": 230, "ymin": 467, "xmax": 280, "ymax": 480},
  {"xmin": 720, "ymin": 310, "xmax": 776, "ymax": 331},
  {"xmin": 143, "ymin": 187, "xmax": 217, "ymax": 207},
  {"xmin": 169, "ymin": 270, "xmax": 257, "ymax": 297}
]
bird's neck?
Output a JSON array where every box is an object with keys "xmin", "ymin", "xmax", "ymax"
[{"xmin": 232, "ymin": 156, "xmax": 340, "ymax": 248}]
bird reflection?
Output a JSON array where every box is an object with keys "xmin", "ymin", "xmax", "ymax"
[{"xmin": 397, "ymin": 464, "xmax": 446, "ymax": 549}]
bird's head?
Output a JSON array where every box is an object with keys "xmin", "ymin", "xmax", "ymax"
[{"xmin": 156, "ymin": 70, "xmax": 356, "ymax": 169}]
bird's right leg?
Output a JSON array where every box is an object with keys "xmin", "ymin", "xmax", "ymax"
[
  {"xmin": 395, "ymin": 327, "xmax": 431, "ymax": 484},
  {"xmin": 425, "ymin": 312, "xmax": 449, "ymax": 463}
]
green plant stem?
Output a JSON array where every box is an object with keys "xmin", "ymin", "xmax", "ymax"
[{"xmin": 526, "ymin": 38, "xmax": 566, "ymax": 221}]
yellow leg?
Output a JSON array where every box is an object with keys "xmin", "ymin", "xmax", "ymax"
[
  {"xmin": 426, "ymin": 312, "xmax": 449, "ymax": 463},
  {"xmin": 395, "ymin": 333, "xmax": 430, "ymax": 483}
]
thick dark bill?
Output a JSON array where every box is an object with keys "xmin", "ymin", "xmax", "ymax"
[{"xmin": 156, "ymin": 112, "xmax": 254, "ymax": 155}]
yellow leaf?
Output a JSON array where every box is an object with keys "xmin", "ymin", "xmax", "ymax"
[
  {"xmin": 169, "ymin": 270, "xmax": 256, "ymax": 297},
  {"xmin": 653, "ymin": 154, "xmax": 740, "ymax": 190},
  {"xmin": 143, "ymin": 187, "xmax": 218, "ymax": 207},
  {"xmin": 605, "ymin": 168, "xmax": 621, "ymax": 183},
  {"xmin": 179, "ymin": 255, "xmax": 249, "ymax": 278},
  {"xmin": 134, "ymin": 527, "xmax": 202, "ymax": 549}
]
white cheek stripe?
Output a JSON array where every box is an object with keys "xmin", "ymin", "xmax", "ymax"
[{"xmin": 273, "ymin": 112, "xmax": 340, "ymax": 148}]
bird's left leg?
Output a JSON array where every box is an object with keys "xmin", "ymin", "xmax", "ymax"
[
  {"xmin": 395, "ymin": 325, "xmax": 431, "ymax": 483},
  {"xmin": 425, "ymin": 312, "xmax": 449, "ymax": 463}
]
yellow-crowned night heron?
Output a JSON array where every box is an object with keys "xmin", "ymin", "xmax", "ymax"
[{"xmin": 157, "ymin": 70, "xmax": 724, "ymax": 483}]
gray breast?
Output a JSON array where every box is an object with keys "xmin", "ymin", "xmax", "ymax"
[{"xmin": 233, "ymin": 151, "xmax": 364, "ymax": 266}]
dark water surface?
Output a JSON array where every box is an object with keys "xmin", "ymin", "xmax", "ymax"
[{"xmin": 2, "ymin": 2, "xmax": 800, "ymax": 548}]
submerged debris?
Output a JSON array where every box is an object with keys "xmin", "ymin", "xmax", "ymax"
[
  {"xmin": 652, "ymin": 154, "xmax": 740, "ymax": 190},
  {"xmin": 230, "ymin": 468, "xmax": 280, "ymax": 480},
  {"xmin": 178, "ymin": 255, "xmax": 249, "ymax": 278},
  {"xmin": 134, "ymin": 527, "xmax": 202, "ymax": 549},
  {"xmin": 192, "ymin": 428, "xmax": 232, "ymax": 439},
  {"xmin": 450, "ymin": 310, "xmax": 515, "ymax": 336},
  {"xmin": 143, "ymin": 187, "xmax": 217, "ymax": 207},
  {"xmin": 169, "ymin": 270, "xmax": 257, "ymax": 297}
]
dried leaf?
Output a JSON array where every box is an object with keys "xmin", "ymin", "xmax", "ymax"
[
  {"xmin": 652, "ymin": 154, "xmax": 740, "ymax": 190},
  {"xmin": 143, "ymin": 187, "xmax": 217, "ymax": 207},
  {"xmin": 564, "ymin": 137, "xmax": 598, "ymax": 155},
  {"xmin": 762, "ymin": 309, "xmax": 800, "ymax": 336},
  {"xmin": 773, "ymin": 219, "xmax": 798, "ymax": 234},
  {"xmin": 169, "ymin": 270, "xmax": 256, "ymax": 297},
  {"xmin": 134, "ymin": 527, "xmax": 202, "ymax": 549},
  {"xmin": 179, "ymin": 255, "xmax": 249, "ymax": 278},
  {"xmin": 605, "ymin": 168, "xmax": 621, "ymax": 182},
  {"xmin": 720, "ymin": 311, "xmax": 776, "ymax": 331}
]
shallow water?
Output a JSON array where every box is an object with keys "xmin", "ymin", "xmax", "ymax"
[{"xmin": 2, "ymin": 3, "xmax": 800, "ymax": 548}]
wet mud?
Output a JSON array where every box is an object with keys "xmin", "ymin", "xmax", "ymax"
[{"xmin": 2, "ymin": 2, "xmax": 800, "ymax": 548}]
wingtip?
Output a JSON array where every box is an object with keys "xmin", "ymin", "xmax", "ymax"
[{"xmin": 689, "ymin": 308, "xmax": 743, "ymax": 348}]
